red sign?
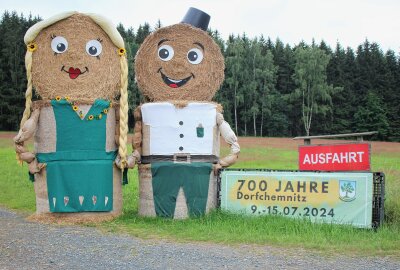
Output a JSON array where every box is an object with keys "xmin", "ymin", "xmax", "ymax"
[{"xmin": 299, "ymin": 143, "xmax": 371, "ymax": 171}]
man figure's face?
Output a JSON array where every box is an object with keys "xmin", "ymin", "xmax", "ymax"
[{"xmin": 135, "ymin": 23, "xmax": 224, "ymax": 101}]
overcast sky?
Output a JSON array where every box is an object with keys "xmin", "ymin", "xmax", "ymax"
[{"xmin": 1, "ymin": 0, "xmax": 399, "ymax": 52}]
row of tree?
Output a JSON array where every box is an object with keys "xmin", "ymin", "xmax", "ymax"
[{"xmin": 1, "ymin": 11, "xmax": 399, "ymax": 141}]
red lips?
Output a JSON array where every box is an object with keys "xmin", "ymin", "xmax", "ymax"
[{"xmin": 68, "ymin": 67, "xmax": 81, "ymax": 79}]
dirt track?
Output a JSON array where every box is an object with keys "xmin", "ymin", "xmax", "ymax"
[{"xmin": 1, "ymin": 208, "xmax": 399, "ymax": 270}]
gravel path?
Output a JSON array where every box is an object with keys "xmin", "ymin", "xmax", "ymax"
[{"xmin": 1, "ymin": 208, "xmax": 399, "ymax": 270}]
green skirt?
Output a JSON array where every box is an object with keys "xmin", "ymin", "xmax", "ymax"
[{"xmin": 37, "ymin": 151, "xmax": 116, "ymax": 212}]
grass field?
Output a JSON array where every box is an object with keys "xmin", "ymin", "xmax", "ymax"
[{"xmin": 1, "ymin": 132, "xmax": 399, "ymax": 256}]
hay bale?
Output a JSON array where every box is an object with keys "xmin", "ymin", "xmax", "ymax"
[
  {"xmin": 31, "ymin": 14, "xmax": 121, "ymax": 102},
  {"xmin": 174, "ymin": 188, "xmax": 189, "ymax": 219},
  {"xmin": 28, "ymin": 211, "xmax": 119, "ymax": 224},
  {"xmin": 20, "ymin": 13, "xmax": 127, "ymax": 224},
  {"xmin": 138, "ymin": 164, "xmax": 156, "ymax": 217},
  {"xmin": 135, "ymin": 23, "xmax": 224, "ymax": 102}
]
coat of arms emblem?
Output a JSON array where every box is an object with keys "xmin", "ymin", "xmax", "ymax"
[{"xmin": 339, "ymin": 180, "xmax": 356, "ymax": 202}]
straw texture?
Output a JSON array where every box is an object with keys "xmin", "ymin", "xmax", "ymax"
[
  {"xmin": 135, "ymin": 23, "xmax": 224, "ymax": 102},
  {"xmin": 31, "ymin": 14, "xmax": 121, "ymax": 102}
]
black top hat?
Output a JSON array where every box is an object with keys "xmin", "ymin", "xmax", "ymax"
[{"xmin": 181, "ymin": 7, "xmax": 210, "ymax": 31}]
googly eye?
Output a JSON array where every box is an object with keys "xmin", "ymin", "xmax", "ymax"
[
  {"xmin": 51, "ymin": 36, "xmax": 68, "ymax": 54},
  {"xmin": 86, "ymin": 40, "xmax": 103, "ymax": 57},
  {"xmin": 158, "ymin": 45, "xmax": 174, "ymax": 61},
  {"xmin": 187, "ymin": 48, "xmax": 203, "ymax": 65}
]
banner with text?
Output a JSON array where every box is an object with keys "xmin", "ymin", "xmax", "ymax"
[
  {"xmin": 298, "ymin": 143, "xmax": 371, "ymax": 171},
  {"xmin": 220, "ymin": 170, "xmax": 373, "ymax": 228}
]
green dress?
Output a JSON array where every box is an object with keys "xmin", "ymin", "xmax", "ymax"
[{"xmin": 36, "ymin": 99, "xmax": 116, "ymax": 212}]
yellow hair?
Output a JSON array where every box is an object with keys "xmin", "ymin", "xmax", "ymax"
[
  {"xmin": 21, "ymin": 51, "xmax": 33, "ymax": 128},
  {"xmin": 16, "ymin": 50, "xmax": 34, "ymax": 163},
  {"xmin": 118, "ymin": 55, "xmax": 129, "ymax": 170}
]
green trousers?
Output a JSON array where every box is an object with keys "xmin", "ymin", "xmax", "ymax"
[{"xmin": 151, "ymin": 162, "xmax": 212, "ymax": 218}]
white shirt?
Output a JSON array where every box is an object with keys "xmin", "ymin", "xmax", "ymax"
[{"xmin": 141, "ymin": 102, "xmax": 216, "ymax": 155}]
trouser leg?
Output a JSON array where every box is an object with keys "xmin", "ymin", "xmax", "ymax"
[
  {"xmin": 182, "ymin": 164, "xmax": 212, "ymax": 217},
  {"xmin": 151, "ymin": 163, "xmax": 181, "ymax": 218}
]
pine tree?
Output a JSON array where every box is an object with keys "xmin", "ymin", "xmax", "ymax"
[
  {"xmin": 327, "ymin": 43, "xmax": 353, "ymax": 134},
  {"xmin": 354, "ymin": 91, "xmax": 389, "ymax": 140},
  {"xmin": 135, "ymin": 23, "xmax": 151, "ymax": 44},
  {"xmin": 0, "ymin": 11, "xmax": 40, "ymax": 130},
  {"xmin": 383, "ymin": 50, "xmax": 400, "ymax": 141}
]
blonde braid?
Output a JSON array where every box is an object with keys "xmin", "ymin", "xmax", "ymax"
[
  {"xmin": 20, "ymin": 51, "xmax": 33, "ymax": 128},
  {"xmin": 16, "ymin": 51, "xmax": 34, "ymax": 163},
  {"xmin": 118, "ymin": 55, "xmax": 129, "ymax": 170}
]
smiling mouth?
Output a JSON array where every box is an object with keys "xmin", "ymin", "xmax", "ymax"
[
  {"xmin": 61, "ymin": 66, "xmax": 89, "ymax": 79},
  {"xmin": 158, "ymin": 68, "xmax": 194, "ymax": 88}
]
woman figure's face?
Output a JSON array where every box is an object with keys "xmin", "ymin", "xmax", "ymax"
[{"xmin": 32, "ymin": 14, "xmax": 120, "ymax": 101}]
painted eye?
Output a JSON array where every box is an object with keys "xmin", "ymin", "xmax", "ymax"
[
  {"xmin": 86, "ymin": 40, "xmax": 102, "ymax": 57},
  {"xmin": 187, "ymin": 48, "xmax": 203, "ymax": 64},
  {"xmin": 51, "ymin": 36, "xmax": 68, "ymax": 54},
  {"xmin": 158, "ymin": 45, "xmax": 174, "ymax": 61}
]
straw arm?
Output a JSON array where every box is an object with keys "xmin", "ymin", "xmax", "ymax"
[
  {"xmin": 216, "ymin": 112, "xmax": 240, "ymax": 167},
  {"xmin": 13, "ymin": 109, "xmax": 46, "ymax": 173},
  {"xmin": 14, "ymin": 109, "xmax": 40, "ymax": 144}
]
